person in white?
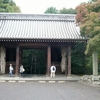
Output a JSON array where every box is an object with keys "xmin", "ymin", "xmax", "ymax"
[
  {"xmin": 20, "ymin": 64, "xmax": 25, "ymax": 77},
  {"xmin": 50, "ymin": 63, "xmax": 56, "ymax": 78},
  {"xmin": 9, "ymin": 64, "xmax": 14, "ymax": 76}
]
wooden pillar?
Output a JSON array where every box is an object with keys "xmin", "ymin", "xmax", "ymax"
[
  {"xmin": 15, "ymin": 45, "xmax": 20, "ymax": 75},
  {"xmin": 68, "ymin": 46, "xmax": 71, "ymax": 77},
  {"xmin": 92, "ymin": 52, "xmax": 98, "ymax": 76},
  {"xmin": 46, "ymin": 45, "xmax": 51, "ymax": 76},
  {"xmin": 19, "ymin": 49, "xmax": 23, "ymax": 65}
]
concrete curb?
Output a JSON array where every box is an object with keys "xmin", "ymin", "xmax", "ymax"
[
  {"xmin": 0, "ymin": 75, "xmax": 80, "ymax": 82},
  {"xmin": 0, "ymin": 80, "xmax": 78, "ymax": 83}
]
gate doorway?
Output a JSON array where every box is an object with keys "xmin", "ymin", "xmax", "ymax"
[{"xmin": 22, "ymin": 49, "xmax": 46, "ymax": 75}]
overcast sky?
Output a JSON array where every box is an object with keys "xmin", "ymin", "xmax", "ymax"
[{"xmin": 14, "ymin": 0, "xmax": 89, "ymax": 14}]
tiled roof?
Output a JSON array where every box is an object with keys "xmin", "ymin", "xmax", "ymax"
[{"xmin": 0, "ymin": 13, "xmax": 88, "ymax": 41}]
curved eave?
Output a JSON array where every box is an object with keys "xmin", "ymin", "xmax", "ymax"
[
  {"xmin": 0, "ymin": 13, "xmax": 88, "ymax": 41},
  {"xmin": 0, "ymin": 38, "xmax": 88, "ymax": 43}
]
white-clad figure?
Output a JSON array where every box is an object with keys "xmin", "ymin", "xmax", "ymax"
[
  {"xmin": 9, "ymin": 64, "xmax": 14, "ymax": 76},
  {"xmin": 20, "ymin": 64, "xmax": 25, "ymax": 77},
  {"xmin": 50, "ymin": 63, "xmax": 56, "ymax": 78}
]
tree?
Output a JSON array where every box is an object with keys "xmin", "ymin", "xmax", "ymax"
[
  {"xmin": 71, "ymin": 42, "xmax": 89, "ymax": 74},
  {"xmin": 75, "ymin": 3, "xmax": 88, "ymax": 24},
  {"xmin": 89, "ymin": 0, "xmax": 98, "ymax": 2},
  {"xmin": 59, "ymin": 8, "xmax": 76, "ymax": 14},
  {"xmin": 44, "ymin": 7, "xmax": 58, "ymax": 14},
  {"xmin": 0, "ymin": 0, "xmax": 21, "ymax": 12},
  {"xmin": 75, "ymin": 0, "xmax": 100, "ymax": 74},
  {"xmin": 75, "ymin": 0, "xmax": 100, "ymax": 54}
]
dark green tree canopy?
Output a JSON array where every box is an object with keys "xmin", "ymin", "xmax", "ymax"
[
  {"xmin": 44, "ymin": 7, "xmax": 58, "ymax": 14},
  {"xmin": 0, "ymin": 0, "xmax": 21, "ymax": 12},
  {"xmin": 89, "ymin": 0, "xmax": 98, "ymax": 2},
  {"xmin": 59, "ymin": 8, "xmax": 77, "ymax": 14},
  {"xmin": 44, "ymin": 6, "xmax": 76, "ymax": 14}
]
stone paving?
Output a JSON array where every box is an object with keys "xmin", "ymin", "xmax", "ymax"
[
  {"xmin": 0, "ymin": 74, "xmax": 100, "ymax": 100},
  {"xmin": 0, "ymin": 74, "xmax": 100, "ymax": 87},
  {"xmin": 0, "ymin": 81, "xmax": 100, "ymax": 100},
  {"xmin": 0, "ymin": 74, "xmax": 80, "ymax": 82}
]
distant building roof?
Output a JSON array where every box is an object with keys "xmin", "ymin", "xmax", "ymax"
[{"xmin": 0, "ymin": 13, "xmax": 88, "ymax": 42}]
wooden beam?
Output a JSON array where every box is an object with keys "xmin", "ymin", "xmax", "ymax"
[{"xmin": 19, "ymin": 43, "xmax": 48, "ymax": 46}]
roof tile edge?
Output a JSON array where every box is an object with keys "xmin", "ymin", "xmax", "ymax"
[{"xmin": 0, "ymin": 13, "xmax": 76, "ymax": 21}]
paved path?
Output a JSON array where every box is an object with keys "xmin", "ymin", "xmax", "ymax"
[
  {"xmin": 0, "ymin": 74, "xmax": 80, "ymax": 82},
  {"xmin": 0, "ymin": 81, "xmax": 100, "ymax": 100}
]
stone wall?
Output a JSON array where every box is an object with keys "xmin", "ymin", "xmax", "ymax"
[
  {"xmin": 0, "ymin": 46, "xmax": 6, "ymax": 74},
  {"xmin": 79, "ymin": 75, "xmax": 100, "ymax": 85}
]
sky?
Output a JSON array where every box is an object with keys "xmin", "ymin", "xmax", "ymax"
[{"xmin": 14, "ymin": 0, "xmax": 89, "ymax": 14}]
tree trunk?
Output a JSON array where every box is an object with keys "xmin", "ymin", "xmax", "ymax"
[
  {"xmin": 61, "ymin": 47, "xmax": 67, "ymax": 74},
  {"xmin": 0, "ymin": 46, "xmax": 6, "ymax": 74}
]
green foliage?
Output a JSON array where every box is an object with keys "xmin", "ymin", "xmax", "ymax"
[
  {"xmin": 85, "ymin": 34, "xmax": 100, "ymax": 55},
  {"xmin": 76, "ymin": 0, "xmax": 100, "ymax": 54},
  {"xmin": 59, "ymin": 8, "xmax": 77, "ymax": 14},
  {"xmin": 71, "ymin": 42, "xmax": 92, "ymax": 74},
  {"xmin": 89, "ymin": 0, "xmax": 98, "ymax": 2},
  {"xmin": 22, "ymin": 49, "xmax": 46, "ymax": 74},
  {"xmin": 0, "ymin": 0, "xmax": 21, "ymax": 12},
  {"xmin": 80, "ymin": 12, "xmax": 100, "ymax": 54},
  {"xmin": 90, "ymin": 1, "xmax": 100, "ymax": 12},
  {"xmin": 81, "ymin": 12, "xmax": 100, "ymax": 37},
  {"xmin": 75, "ymin": 0, "xmax": 100, "ymax": 74},
  {"xmin": 44, "ymin": 7, "xmax": 58, "ymax": 14},
  {"xmin": 44, "ymin": 7, "xmax": 76, "ymax": 14}
]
